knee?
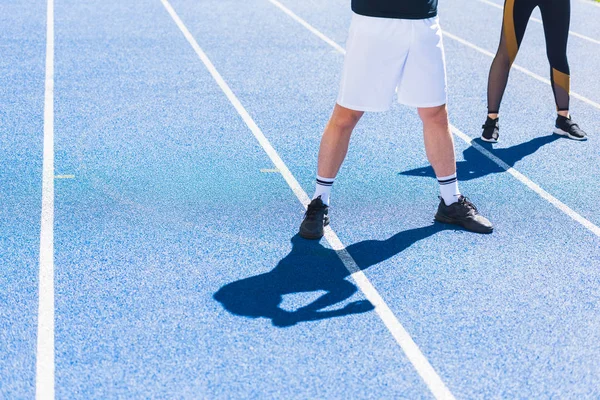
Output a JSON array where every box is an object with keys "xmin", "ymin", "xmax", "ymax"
[
  {"xmin": 494, "ymin": 47, "xmax": 514, "ymax": 66},
  {"xmin": 330, "ymin": 106, "xmax": 363, "ymax": 132},
  {"xmin": 418, "ymin": 104, "xmax": 448, "ymax": 126}
]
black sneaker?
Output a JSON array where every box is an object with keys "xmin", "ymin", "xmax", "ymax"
[
  {"xmin": 299, "ymin": 196, "xmax": 329, "ymax": 240},
  {"xmin": 481, "ymin": 116, "xmax": 500, "ymax": 143},
  {"xmin": 554, "ymin": 115, "xmax": 587, "ymax": 141},
  {"xmin": 434, "ymin": 196, "xmax": 493, "ymax": 234}
]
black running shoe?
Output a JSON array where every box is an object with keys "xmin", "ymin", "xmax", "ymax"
[
  {"xmin": 481, "ymin": 116, "xmax": 500, "ymax": 143},
  {"xmin": 299, "ymin": 196, "xmax": 329, "ymax": 240},
  {"xmin": 434, "ymin": 196, "xmax": 493, "ymax": 234},
  {"xmin": 554, "ymin": 115, "xmax": 587, "ymax": 141}
]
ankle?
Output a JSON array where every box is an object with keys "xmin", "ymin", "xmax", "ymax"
[
  {"xmin": 314, "ymin": 175, "xmax": 334, "ymax": 206},
  {"xmin": 437, "ymin": 173, "xmax": 460, "ymax": 206}
]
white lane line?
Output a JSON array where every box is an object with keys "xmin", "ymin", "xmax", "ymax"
[
  {"xmin": 477, "ymin": 0, "xmax": 600, "ymax": 45},
  {"xmin": 580, "ymin": 0, "xmax": 600, "ymax": 8},
  {"xmin": 450, "ymin": 125, "xmax": 600, "ymax": 237},
  {"xmin": 265, "ymin": 0, "xmax": 600, "ymax": 240},
  {"xmin": 160, "ymin": 1, "xmax": 455, "ymax": 399},
  {"xmin": 441, "ymin": 30, "xmax": 600, "ymax": 111},
  {"xmin": 36, "ymin": 0, "xmax": 55, "ymax": 398},
  {"xmin": 269, "ymin": 0, "xmax": 346, "ymax": 54}
]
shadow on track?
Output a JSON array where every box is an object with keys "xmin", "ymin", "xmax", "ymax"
[
  {"xmin": 214, "ymin": 223, "xmax": 454, "ymax": 328},
  {"xmin": 400, "ymin": 134, "xmax": 560, "ymax": 181}
]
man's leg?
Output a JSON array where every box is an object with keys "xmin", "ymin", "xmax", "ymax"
[
  {"xmin": 419, "ymin": 105, "xmax": 494, "ymax": 233},
  {"xmin": 299, "ymin": 104, "xmax": 363, "ymax": 240},
  {"xmin": 419, "ymin": 105, "xmax": 455, "ymax": 178},
  {"xmin": 300, "ymin": 13, "xmax": 409, "ymax": 240},
  {"xmin": 419, "ymin": 105, "xmax": 461, "ymax": 206},
  {"xmin": 314, "ymin": 104, "xmax": 364, "ymax": 204}
]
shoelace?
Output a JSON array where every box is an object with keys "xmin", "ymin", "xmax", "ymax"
[
  {"xmin": 459, "ymin": 196, "xmax": 478, "ymax": 213},
  {"xmin": 304, "ymin": 202, "xmax": 323, "ymax": 218},
  {"xmin": 305, "ymin": 206, "xmax": 318, "ymax": 217}
]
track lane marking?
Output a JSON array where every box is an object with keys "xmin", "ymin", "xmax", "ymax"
[
  {"xmin": 581, "ymin": 0, "xmax": 600, "ymax": 8},
  {"xmin": 269, "ymin": 0, "xmax": 346, "ymax": 54},
  {"xmin": 450, "ymin": 126, "xmax": 600, "ymax": 237},
  {"xmin": 476, "ymin": 0, "xmax": 600, "ymax": 45},
  {"xmin": 441, "ymin": 31, "xmax": 600, "ymax": 111},
  {"xmin": 36, "ymin": 0, "xmax": 55, "ymax": 398},
  {"xmin": 160, "ymin": 0, "xmax": 456, "ymax": 399},
  {"xmin": 265, "ymin": 1, "xmax": 600, "ymax": 237}
]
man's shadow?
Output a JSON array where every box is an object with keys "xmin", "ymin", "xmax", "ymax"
[
  {"xmin": 214, "ymin": 224, "xmax": 453, "ymax": 328},
  {"xmin": 400, "ymin": 134, "xmax": 560, "ymax": 181}
]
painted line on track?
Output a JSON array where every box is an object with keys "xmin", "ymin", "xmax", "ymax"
[
  {"xmin": 269, "ymin": 0, "xmax": 346, "ymax": 54},
  {"xmin": 441, "ymin": 31, "xmax": 600, "ymax": 111},
  {"xmin": 580, "ymin": 0, "xmax": 600, "ymax": 8},
  {"xmin": 476, "ymin": 0, "xmax": 600, "ymax": 45},
  {"xmin": 160, "ymin": 0, "xmax": 456, "ymax": 399},
  {"xmin": 450, "ymin": 126, "xmax": 600, "ymax": 237},
  {"xmin": 266, "ymin": 0, "xmax": 600, "ymax": 239},
  {"xmin": 36, "ymin": 0, "xmax": 55, "ymax": 398}
]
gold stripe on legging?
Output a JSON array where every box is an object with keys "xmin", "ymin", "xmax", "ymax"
[
  {"xmin": 552, "ymin": 68, "xmax": 571, "ymax": 94},
  {"xmin": 503, "ymin": 0, "xmax": 518, "ymax": 65}
]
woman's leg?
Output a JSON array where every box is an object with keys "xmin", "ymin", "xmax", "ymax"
[
  {"xmin": 486, "ymin": 0, "xmax": 537, "ymax": 117},
  {"xmin": 540, "ymin": 0, "xmax": 587, "ymax": 140},
  {"xmin": 539, "ymin": 0, "xmax": 570, "ymax": 114}
]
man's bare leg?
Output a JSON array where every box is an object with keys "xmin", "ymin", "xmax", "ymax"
[
  {"xmin": 299, "ymin": 104, "xmax": 363, "ymax": 239},
  {"xmin": 309, "ymin": 104, "xmax": 364, "ymax": 206},
  {"xmin": 419, "ymin": 104, "xmax": 493, "ymax": 233},
  {"xmin": 418, "ymin": 104, "xmax": 456, "ymax": 178},
  {"xmin": 317, "ymin": 104, "xmax": 364, "ymax": 179},
  {"xmin": 418, "ymin": 105, "xmax": 461, "ymax": 205}
]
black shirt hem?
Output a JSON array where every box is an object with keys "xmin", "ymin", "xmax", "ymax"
[{"xmin": 351, "ymin": 8, "xmax": 438, "ymax": 20}]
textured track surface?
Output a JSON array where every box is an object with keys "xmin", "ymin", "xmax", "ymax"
[
  {"xmin": 2, "ymin": 0, "xmax": 599, "ymax": 398},
  {"xmin": 1, "ymin": 1, "xmax": 45, "ymax": 398}
]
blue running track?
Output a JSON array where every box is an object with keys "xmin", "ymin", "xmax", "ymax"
[{"xmin": 1, "ymin": 0, "xmax": 600, "ymax": 398}]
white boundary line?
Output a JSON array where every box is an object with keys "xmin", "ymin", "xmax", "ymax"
[
  {"xmin": 441, "ymin": 30, "xmax": 600, "ymax": 111},
  {"xmin": 264, "ymin": 0, "xmax": 600, "ymax": 240},
  {"xmin": 450, "ymin": 126, "xmax": 600, "ymax": 237},
  {"xmin": 159, "ymin": 0, "xmax": 455, "ymax": 399},
  {"xmin": 269, "ymin": 0, "xmax": 346, "ymax": 54},
  {"xmin": 36, "ymin": 0, "xmax": 55, "ymax": 398},
  {"xmin": 477, "ymin": 0, "xmax": 600, "ymax": 45},
  {"xmin": 581, "ymin": 0, "xmax": 600, "ymax": 8}
]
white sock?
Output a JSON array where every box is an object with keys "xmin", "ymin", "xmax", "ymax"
[
  {"xmin": 313, "ymin": 175, "xmax": 334, "ymax": 206},
  {"xmin": 437, "ymin": 173, "xmax": 461, "ymax": 205}
]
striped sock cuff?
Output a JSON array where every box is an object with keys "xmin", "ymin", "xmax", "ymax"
[
  {"xmin": 316, "ymin": 175, "xmax": 335, "ymax": 187},
  {"xmin": 437, "ymin": 173, "xmax": 457, "ymax": 185}
]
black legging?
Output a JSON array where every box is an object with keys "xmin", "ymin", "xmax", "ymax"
[{"xmin": 487, "ymin": 0, "xmax": 571, "ymax": 113}]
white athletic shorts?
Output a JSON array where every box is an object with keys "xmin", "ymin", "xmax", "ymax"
[{"xmin": 337, "ymin": 13, "xmax": 448, "ymax": 111}]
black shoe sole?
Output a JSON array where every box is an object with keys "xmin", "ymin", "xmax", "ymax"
[
  {"xmin": 299, "ymin": 229, "xmax": 324, "ymax": 240},
  {"xmin": 553, "ymin": 128, "xmax": 587, "ymax": 141},
  {"xmin": 434, "ymin": 213, "xmax": 494, "ymax": 234},
  {"xmin": 480, "ymin": 135, "xmax": 498, "ymax": 143},
  {"xmin": 299, "ymin": 220, "xmax": 330, "ymax": 240}
]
